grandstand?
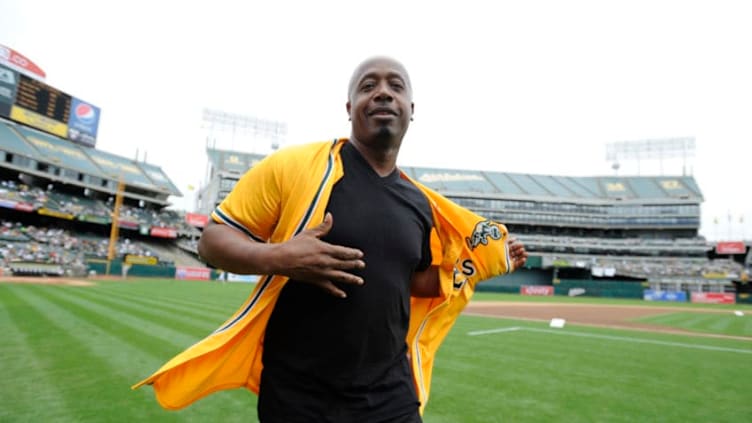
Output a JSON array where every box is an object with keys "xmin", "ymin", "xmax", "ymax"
[
  {"xmin": 2, "ymin": 113, "xmax": 749, "ymax": 302},
  {"xmin": 400, "ymin": 166, "xmax": 748, "ymax": 298},
  {"xmin": 196, "ymin": 145, "xmax": 749, "ymax": 301},
  {"xmin": 0, "ymin": 117, "xmax": 205, "ymax": 276}
]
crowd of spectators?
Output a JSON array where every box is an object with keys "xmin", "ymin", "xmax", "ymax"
[
  {"xmin": 517, "ymin": 233, "xmax": 710, "ymax": 256},
  {"xmin": 0, "ymin": 179, "xmax": 201, "ymax": 237},
  {"xmin": 593, "ymin": 256, "xmax": 743, "ymax": 279},
  {"xmin": 0, "ymin": 220, "xmax": 158, "ymax": 271},
  {"xmin": 2, "ymin": 179, "xmax": 743, "ymax": 282}
]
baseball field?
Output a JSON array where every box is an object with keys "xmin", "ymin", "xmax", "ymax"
[{"xmin": 1, "ymin": 277, "xmax": 750, "ymax": 422}]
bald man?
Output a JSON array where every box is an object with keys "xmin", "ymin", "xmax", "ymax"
[{"xmin": 138, "ymin": 57, "xmax": 528, "ymax": 422}]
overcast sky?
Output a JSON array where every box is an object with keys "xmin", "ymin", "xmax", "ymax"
[{"xmin": 1, "ymin": 0, "xmax": 750, "ymax": 241}]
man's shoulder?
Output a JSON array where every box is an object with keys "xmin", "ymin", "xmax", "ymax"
[
  {"xmin": 253, "ymin": 139, "xmax": 345, "ymax": 177},
  {"xmin": 271, "ymin": 139, "xmax": 342, "ymax": 158}
]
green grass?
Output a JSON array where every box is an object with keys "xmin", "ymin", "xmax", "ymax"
[
  {"xmin": 635, "ymin": 311, "xmax": 752, "ymax": 337},
  {"xmin": 1, "ymin": 279, "xmax": 750, "ymax": 422}
]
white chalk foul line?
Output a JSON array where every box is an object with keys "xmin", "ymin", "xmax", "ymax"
[
  {"xmin": 468, "ymin": 326, "xmax": 752, "ymax": 355},
  {"xmin": 467, "ymin": 327, "xmax": 521, "ymax": 336}
]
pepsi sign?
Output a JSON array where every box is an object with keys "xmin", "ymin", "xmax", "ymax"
[{"xmin": 67, "ymin": 97, "xmax": 100, "ymax": 147}]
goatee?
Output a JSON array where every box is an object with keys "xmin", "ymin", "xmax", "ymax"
[{"xmin": 374, "ymin": 125, "xmax": 392, "ymax": 143}]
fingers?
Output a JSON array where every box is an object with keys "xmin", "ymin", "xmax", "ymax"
[
  {"xmin": 329, "ymin": 245, "xmax": 365, "ymax": 261},
  {"xmin": 328, "ymin": 269, "xmax": 364, "ymax": 286},
  {"xmin": 315, "ymin": 280, "xmax": 348, "ymax": 298},
  {"xmin": 309, "ymin": 212, "xmax": 334, "ymax": 239},
  {"xmin": 507, "ymin": 237, "xmax": 528, "ymax": 270},
  {"xmin": 306, "ymin": 213, "xmax": 364, "ymax": 259}
]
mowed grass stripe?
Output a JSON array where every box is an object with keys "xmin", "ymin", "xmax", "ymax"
[
  {"xmin": 519, "ymin": 327, "xmax": 752, "ymax": 354},
  {"xmin": 425, "ymin": 315, "xmax": 752, "ymax": 423},
  {"xmin": 8, "ymin": 284, "xmax": 256, "ymax": 422},
  {"xmin": 99, "ymin": 280, "xmax": 253, "ymax": 312},
  {"xmin": 90, "ymin": 284, "xmax": 238, "ymax": 319},
  {"xmin": 0, "ymin": 286, "xmax": 76, "ymax": 422},
  {"xmin": 5, "ymin": 285, "xmax": 160, "ymax": 422},
  {"xmin": 635, "ymin": 311, "xmax": 752, "ymax": 337},
  {"xmin": 38, "ymin": 287, "xmax": 262, "ymax": 421},
  {"xmin": 96, "ymin": 280, "xmax": 249, "ymax": 316},
  {"xmin": 69, "ymin": 284, "xmax": 229, "ymax": 336},
  {"xmin": 37, "ymin": 285, "xmax": 201, "ymax": 355}
]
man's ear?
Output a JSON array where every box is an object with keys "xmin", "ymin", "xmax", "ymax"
[{"xmin": 346, "ymin": 101, "xmax": 352, "ymax": 120}]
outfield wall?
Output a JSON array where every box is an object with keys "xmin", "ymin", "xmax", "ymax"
[{"xmin": 86, "ymin": 260, "xmax": 222, "ymax": 280}]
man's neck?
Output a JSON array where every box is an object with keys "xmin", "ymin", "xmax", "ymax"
[{"xmin": 348, "ymin": 136, "xmax": 401, "ymax": 177}]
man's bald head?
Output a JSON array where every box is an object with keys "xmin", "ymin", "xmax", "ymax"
[{"xmin": 347, "ymin": 56, "xmax": 412, "ymax": 101}]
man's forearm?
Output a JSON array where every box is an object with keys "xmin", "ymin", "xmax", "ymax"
[{"xmin": 197, "ymin": 222, "xmax": 275, "ymax": 275}]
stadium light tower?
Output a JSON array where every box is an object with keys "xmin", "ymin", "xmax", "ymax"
[
  {"xmin": 606, "ymin": 137, "xmax": 695, "ymax": 176},
  {"xmin": 201, "ymin": 108, "xmax": 287, "ymax": 153}
]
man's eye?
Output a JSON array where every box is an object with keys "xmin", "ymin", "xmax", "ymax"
[{"xmin": 361, "ymin": 83, "xmax": 375, "ymax": 91}]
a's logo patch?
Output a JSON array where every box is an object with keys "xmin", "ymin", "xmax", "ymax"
[{"xmin": 466, "ymin": 220, "xmax": 502, "ymax": 250}]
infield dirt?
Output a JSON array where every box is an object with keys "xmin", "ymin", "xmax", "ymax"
[{"xmin": 464, "ymin": 301, "xmax": 751, "ymax": 341}]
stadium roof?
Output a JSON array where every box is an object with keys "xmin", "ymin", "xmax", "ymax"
[
  {"xmin": 15, "ymin": 125, "xmax": 107, "ymax": 178},
  {"xmin": 0, "ymin": 121, "xmax": 42, "ymax": 159},
  {"xmin": 402, "ymin": 167, "xmax": 703, "ymax": 202},
  {"xmin": 200, "ymin": 145, "xmax": 703, "ymax": 203},
  {"xmin": 0, "ymin": 119, "xmax": 180, "ymax": 197},
  {"xmin": 137, "ymin": 161, "xmax": 181, "ymax": 196},
  {"xmin": 84, "ymin": 148, "xmax": 164, "ymax": 193}
]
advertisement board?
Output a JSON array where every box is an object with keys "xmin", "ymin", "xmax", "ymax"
[
  {"xmin": 67, "ymin": 97, "xmax": 100, "ymax": 147},
  {"xmin": 520, "ymin": 285, "xmax": 554, "ymax": 296},
  {"xmin": 643, "ymin": 290, "xmax": 687, "ymax": 302},
  {"xmin": 0, "ymin": 44, "xmax": 46, "ymax": 80},
  {"xmin": 690, "ymin": 292, "xmax": 736, "ymax": 304},
  {"xmin": 125, "ymin": 254, "xmax": 158, "ymax": 265},
  {"xmin": 716, "ymin": 241, "xmax": 746, "ymax": 255},
  {"xmin": 150, "ymin": 227, "xmax": 177, "ymax": 238},
  {"xmin": 186, "ymin": 212, "xmax": 209, "ymax": 228},
  {"xmin": 175, "ymin": 266, "xmax": 211, "ymax": 281},
  {"xmin": 118, "ymin": 220, "xmax": 140, "ymax": 230}
]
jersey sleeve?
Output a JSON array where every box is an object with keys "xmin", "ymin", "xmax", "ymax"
[{"xmin": 211, "ymin": 154, "xmax": 283, "ymax": 242}]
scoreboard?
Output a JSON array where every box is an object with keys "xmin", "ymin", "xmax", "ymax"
[
  {"xmin": 15, "ymin": 74, "xmax": 72, "ymax": 124},
  {"xmin": 0, "ymin": 63, "xmax": 100, "ymax": 147}
]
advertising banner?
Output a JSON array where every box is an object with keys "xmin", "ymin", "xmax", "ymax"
[
  {"xmin": 175, "ymin": 266, "xmax": 211, "ymax": 281},
  {"xmin": 125, "ymin": 254, "xmax": 158, "ymax": 265},
  {"xmin": 226, "ymin": 273, "xmax": 259, "ymax": 283},
  {"xmin": 78, "ymin": 215, "xmax": 109, "ymax": 224},
  {"xmin": 37, "ymin": 207, "xmax": 74, "ymax": 220},
  {"xmin": 14, "ymin": 202, "xmax": 34, "ymax": 212},
  {"xmin": 67, "ymin": 97, "xmax": 100, "ymax": 147},
  {"xmin": 690, "ymin": 292, "xmax": 736, "ymax": 304},
  {"xmin": 150, "ymin": 227, "xmax": 177, "ymax": 238},
  {"xmin": 10, "ymin": 105, "xmax": 68, "ymax": 137},
  {"xmin": 520, "ymin": 285, "xmax": 554, "ymax": 296},
  {"xmin": 118, "ymin": 220, "xmax": 140, "ymax": 230},
  {"xmin": 185, "ymin": 212, "xmax": 209, "ymax": 228},
  {"xmin": 0, "ymin": 199, "xmax": 17, "ymax": 209},
  {"xmin": 643, "ymin": 290, "xmax": 687, "ymax": 302},
  {"xmin": 716, "ymin": 241, "xmax": 746, "ymax": 255},
  {"xmin": 0, "ymin": 44, "xmax": 46, "ymax": 80}
]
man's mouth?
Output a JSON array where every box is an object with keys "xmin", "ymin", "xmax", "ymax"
[{"xmin": 368, "ymin": 108, "xmax": 397, "ymax": 117}]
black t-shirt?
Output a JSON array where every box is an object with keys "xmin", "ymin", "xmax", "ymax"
[{"xmin": 259, "ymin": 142, "xmax": 433, "ymax": 422}]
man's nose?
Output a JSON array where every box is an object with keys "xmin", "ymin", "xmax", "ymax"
[{"xmin": 373, "ymin": 82, "xmax": 393, "ymax": 101}]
